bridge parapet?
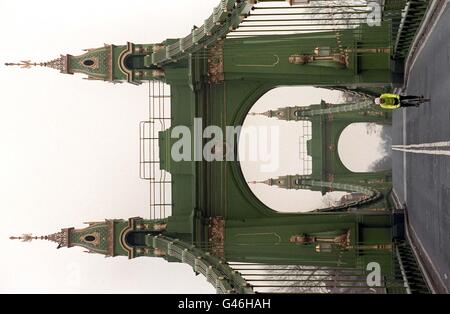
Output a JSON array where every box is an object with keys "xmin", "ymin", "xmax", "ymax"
[
  {"xmin": 149, "ymin": 235, "xmax": 254, "ymax": 294},
  {"xmin": 384, "ymin": 0, "xmax": 430, "ymax": 59},
  {"xmin": 149, "ymin": 235, "xmax": 427, "ymax": 294}
]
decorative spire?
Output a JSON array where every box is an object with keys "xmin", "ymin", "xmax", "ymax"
[
  {"xmin": 10, "ymin": 229, "xmax": 70, "ymax": 248},
  {"xmin": 5, "ymin": 55, "xmax": 69, "ymax": 73},
  {"xmin": 9, "ymin": 234, "xmax": 38, "ymax": 242},
  {"xmin": 247, "ymin": 179, "xmax": 272, "ymax": 186},
  {"xmin": 249, "ymin": 111, "xmax": 273, "ymax": 118},
  {"xmin": 249, "ymin": 175, "xmax": 313, "ymax": 190}
]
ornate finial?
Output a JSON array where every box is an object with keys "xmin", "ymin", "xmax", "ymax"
[
  {"xmin": 247, "ymin": 179, "xmax": 272, "ymax": 185},
  {"xmin": 249, "ymin": 111, "xmax": 272, "ymax": 117},
  {"xmin": 9, "ymin": 234, "xmax": 43, "ymax": 242},
  {"xmin": 10, "ymin": 230, "xmax": 69, "ymax": 248},
  {"xmin": 5, "ymin": 55, "xmax": 68, "ymax": 73},
  {"xmin": 5, "ymin": 61, "xmax": 37, "ymax": 69}
]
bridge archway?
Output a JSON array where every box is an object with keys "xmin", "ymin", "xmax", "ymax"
[
  {"xmin": 159, "ymin": 78, "xmax": 392, "ymax": 218},
  {"xmin": 238, "ymin": 86, "xmax": 348, "ymax": 212},
  {"xmin": 235, "ymin": 85, "xmax": 391, "ymax": 213}
]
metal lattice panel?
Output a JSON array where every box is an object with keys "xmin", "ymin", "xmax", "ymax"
[{"xmin": 140, "ymin": 81, "xmax": 172, "ymax": 219}]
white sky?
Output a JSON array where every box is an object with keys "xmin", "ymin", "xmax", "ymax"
[
  {"xmin": 0, "ymin": 0, "xmax": 220, "ymax": 294},
  {"xmin": 0, "ymin": 0, "xmax": 387, "ymax": 293}
]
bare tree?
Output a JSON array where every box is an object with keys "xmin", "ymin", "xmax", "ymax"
[
  {"xmin": 369, "ymin": 126, "xmax": 393, "ymax": 171},
  {"xmin": 366, "ymin": 122, "xmax": 378, "ymax": 135},
  {"xmin": 308, "ymin": 0, "xmax": 374, "ymax": 29}
]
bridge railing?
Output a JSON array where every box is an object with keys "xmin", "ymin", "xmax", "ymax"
[
  {"xmin": 151, "ymin": 0, "xmax": 253, "ymax": 65},
  {"xmin": 150, "ymin": 235, "xmax": 254, "ymax": 294},
  {"xmin": 150, "ymin": 235, "xmax": 428, "ymax": 294},
  {"xmin": 140, "ymin": 81, "xmax": 172, "ymax": 220},
  {"xmin": 387, "ymin": 0, "xmax": 430, "ymax": 58},
  {"xmin": 228, "ymin": 263, "xmax": 390, "ymax": 294},
  {"xmin": 223, "ymin": 241, "xmax": 428, "ymax": 293},
  {"xmin": 228, "ymin": 0, "xmax": 375, "ymax": 38},
  {"xmin": 150, "ymin": 0, "xmax": 430, "ymax": 66}
]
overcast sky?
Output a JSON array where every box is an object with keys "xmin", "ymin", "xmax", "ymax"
[
  {"xmin": 0, "ymin": 0, "xmax": 386, "ymax": 293},
  {"xmin": 0, "ymin": 0, "xmax": 222, "ymax": 294}
]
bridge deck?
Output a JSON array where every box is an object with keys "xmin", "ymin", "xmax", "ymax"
[{"xmin": 392, "ymin": 1, "xmax": 450, "ymax": 293}]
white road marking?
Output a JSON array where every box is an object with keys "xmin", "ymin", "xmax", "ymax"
[
  {"xmin": 403, "ymin": 109, "xmax": 407, "ymax": 203},
  {"xmin": 392, "ymin": 141, "xmax": 450, "ymax": 149},
  {"xmin": 393, "ymin": 147, "xmax": 450, "ymax": 156}
]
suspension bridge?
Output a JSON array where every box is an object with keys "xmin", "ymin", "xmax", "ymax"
[{"xmin": 8, "ymin": 0, "xmax": 445, "ymax": 294}]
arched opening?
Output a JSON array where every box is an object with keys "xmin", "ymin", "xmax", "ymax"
[
  {"xmin": 338, "ymin": 123, "xmax": 392, "ymax": 173},
  {"xmin": 238, "ymin": 86, "xmax": 352, "ymax": 213},
  {"xmin": 125, "ymin": 231, "xmax": 149, "ymax": 247},
  {"xmin": 124, "ymin": 55, "xmax": 147, "ymax": 70}
]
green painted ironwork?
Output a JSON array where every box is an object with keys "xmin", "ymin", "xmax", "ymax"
[
  {"xmin": 299, "ymin": 100, "xmax": 375, "ymax": 116},
  {"xmin": 151, "ymin": 0, "xmax": 253, "ymax": 65},
  {"xmin": 384, "ymin": 0, "xmax": 430, "ymax": 58},
  {"xmin": 149, "ymin": 234, "xmax": 254, "ymax": 294}
]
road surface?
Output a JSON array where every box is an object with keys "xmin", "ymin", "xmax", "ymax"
[{"xmin": 392, "ymin": 1, "xmax": 450, "ymax": 293}]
